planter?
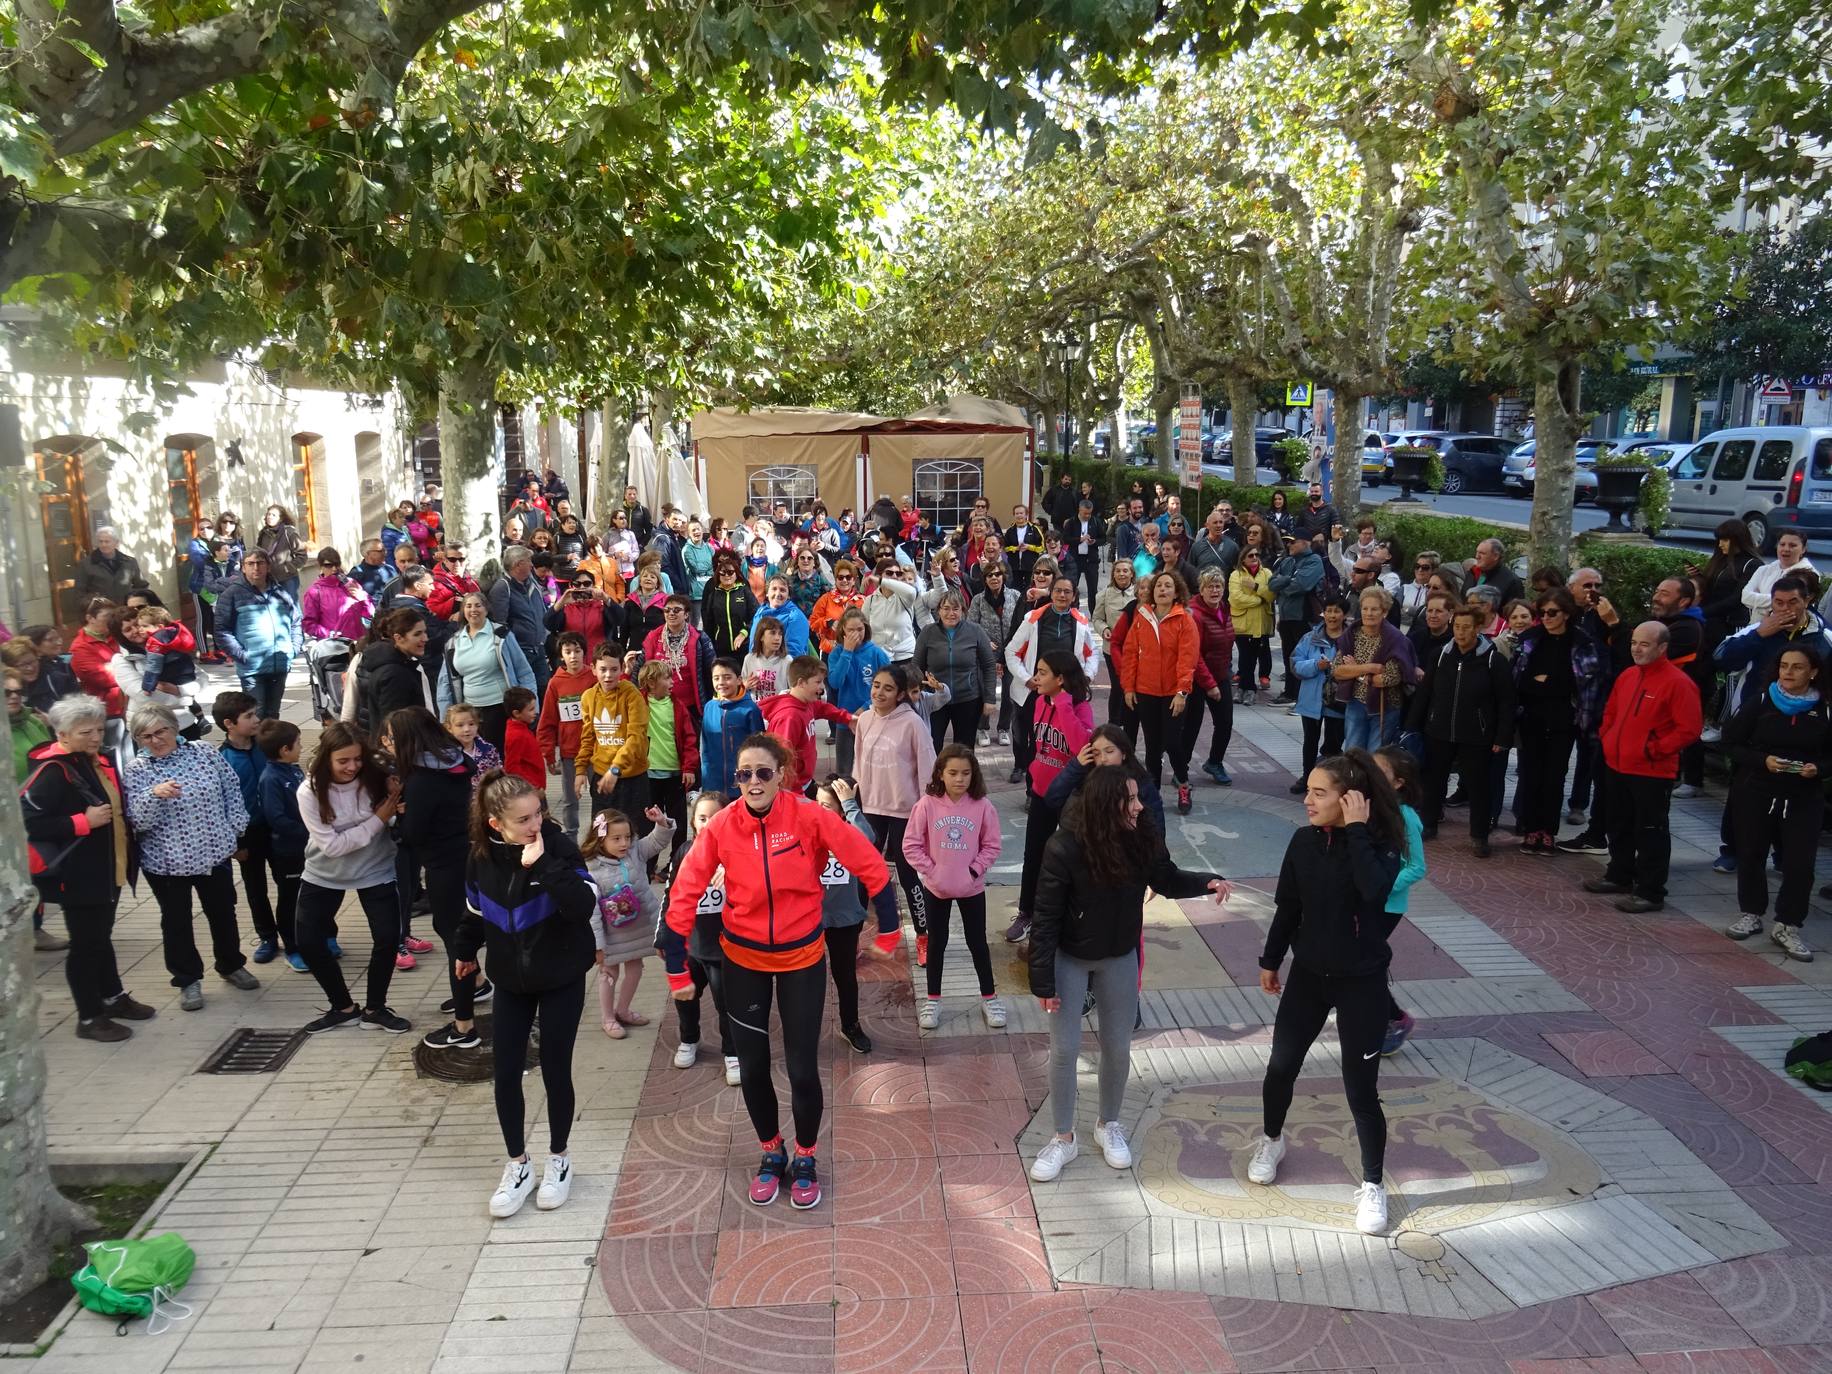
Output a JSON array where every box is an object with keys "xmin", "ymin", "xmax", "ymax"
[
  {"xmin": 1594, "ymin": 464, "xmax": 1650, "ymax": 531},
  {"xmin": 1388, "ymin": 447, "xmax": 1431, "ymax": 503}
]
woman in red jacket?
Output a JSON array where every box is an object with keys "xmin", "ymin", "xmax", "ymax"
[
  {"xmin": 1186, "ymin": 568, "xmax": 1236, "ymax": 788},
  {"xmin": 665, "ymin": 733, "xmax": 890, "ymax": 1211},
  {"xmin": 1119, "ymin": 571, "xmax": 1201, "ymax": 814}
]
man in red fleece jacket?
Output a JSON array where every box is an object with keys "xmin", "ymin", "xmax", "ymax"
[
  {"xmin": 759, "ymin": 656, "xmax": 854, "ymax": 792},
  {"xmin": 1582, "ymin": 621, "xmax": 1702, "ymax": 914}
]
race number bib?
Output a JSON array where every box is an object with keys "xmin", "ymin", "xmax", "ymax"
[
  {"xmin": 819, "ymin": 855, "xmax": 851, "ymax": 888},
  {"xmin": 558, "ymin": 697, "xmax": 584, "ymax": 723}
]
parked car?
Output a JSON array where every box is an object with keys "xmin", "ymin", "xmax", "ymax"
[
  {"xmin": 1212, "ymin": 427, "xmax": 1299, "ymax": 468},
  {"xmin": 1665, "ymin": 425, "xmax": 1832, "ymax": 550},
  {"xmin": 1199, "ymin": 461, "xmax": 1284, "ymax": 487},
  {"xmin": 1384, "ymin": 432, "xmax": 1516, "ymax": 494},
  {"xmin": 1501, "ymin": 439, "xmax": 1610, "ymax": 499},
  {"xmin": 1360, "ymin": 431, "xmax": 1404, "ymax": 484}
]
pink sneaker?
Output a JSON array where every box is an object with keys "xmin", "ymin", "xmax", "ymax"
[
  {"xmin": 402, "ymin": 935, "xmax": 435, "ymax": 955},
  {"xmin": 789, "ymin": 1153, "xmax": 821, "ymax": 1209},
  {"xmin": 750, "ymin": 1147, "xmax": 787, "ymax": 1205},
  {"xmin": 394, "ymin": 949, "xmax": 417, "ymax": 971}
]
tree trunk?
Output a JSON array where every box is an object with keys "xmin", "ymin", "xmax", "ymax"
[
  {"xmin": 1528, "ymin": 360, "xmax": 1584, "ymax": 570},
  {"xmin": 1040, "ymin": 405, "xmax": 1058, "ymax": 458},
  {"xmin": 436, "ymin": 362, "xmax": 501, "ymax": 568},
  {"xmin": 595, "ymin": 399, "xmax": 633, "ymax": 527},
  {"xmin": 1155, "ymin": 397, "xmax": 1175, "ymax": 474},
  {"xmin": 0, "ymin": 710, "xmax": 92, "ymax": 1304},
  {"xmin": 1227, "ymin": 374, "xmax": 1257, "ymax": 485},
  {"xmin": 1331, "ymin": 388, "xmax": 1365, "ymax": 516}
]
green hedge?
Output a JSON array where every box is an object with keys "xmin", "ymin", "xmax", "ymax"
[
  {"xmin": 1568, "ymin": 540, "xmax": 1696, "ymax": 622},
  {"xmin": 1045, "ymin": 454, "xmax": 1301, "ymax": 522},
  {"xmin": 1369, "ymin": 509, "xmax": 1507, "ymax": 566}
]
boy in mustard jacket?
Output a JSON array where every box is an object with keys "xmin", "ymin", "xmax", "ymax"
[{"xmin": 576, "ymin": 642, "xmax": 650, "ymax": 821}]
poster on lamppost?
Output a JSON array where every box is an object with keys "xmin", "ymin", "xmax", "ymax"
[{"xmin": 1179, "ymin": 384, "xmax": 1202, "ymax": 490}]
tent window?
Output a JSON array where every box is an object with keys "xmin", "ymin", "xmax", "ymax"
[
  {"xmin": 748, "ymin": 464, "xmax": 817, "ymax": 510},
  {"xmin": 913, "ymin": 459, "xmax": 983, "ymax": 536}
]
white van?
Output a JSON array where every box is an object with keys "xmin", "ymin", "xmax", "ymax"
[{"xmin": 1664, "ymin": 425, "xmax": 1832, "ymax": 550}]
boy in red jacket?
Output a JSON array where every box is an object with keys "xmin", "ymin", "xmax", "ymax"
[
  {"xmin": 759, "ymin": 656, "xmax": 855, "ymax": 791},
  {"xmin": 536, "ymin": 633, "xmax": 594, "ymax": 835},
  {"xmin": 501, "ymin": 686, "xmax": 547, "ymax": 793},
  {"xmin": 1583, "ymin": 621, "xmax": 1702, "ymax": 914}
]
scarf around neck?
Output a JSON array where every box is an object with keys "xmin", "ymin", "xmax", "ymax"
[{"xmin": 1767, "ymin": 681, "xmax": 1821, "ymax": 716}]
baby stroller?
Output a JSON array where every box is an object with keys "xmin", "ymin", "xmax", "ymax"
[{"xmin": 306, "ymin": 637, "xmax": 354, "ymax": 723}]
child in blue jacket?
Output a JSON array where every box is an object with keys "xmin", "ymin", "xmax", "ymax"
[{"xmin": 256, "ymin": 719, "xmax": 311, "ymax": 972}]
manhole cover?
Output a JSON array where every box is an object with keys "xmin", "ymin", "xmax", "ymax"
[
  {"xmin": 412, "ymin": 1015, "xmax": 540, "ymax": 1082},
  {"xmin": 197, "ymin": 1028, "xmax": 308, "ymax": 1074}
]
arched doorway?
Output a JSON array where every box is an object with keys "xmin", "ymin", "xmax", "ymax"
[{"xmin": 34, "ymin": 436, "xmax": 108, "ymax": 629}]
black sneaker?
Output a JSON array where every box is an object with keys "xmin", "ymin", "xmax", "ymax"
[
  {"xmin": 1444, "ymin": 789, "xmax": 1467, "ymax": 807},
  {"xmin": 360, "ymin": 1007, "xmax": 411, "ymax": 1034},
  {"xmin": 840, "ymin": 1024, "xmax": 873, "ymax": 1054},
  {"xmin": 76, "ymin": 1016, "xmax": 132, "ymax": 1043},
  {"xmin": 304, "ymin": 1006, "xmax": 363, "ymax": 1034},
  {"xmin": 440, "ymin": 981, "xmax": 494, "ymax": 1015},
  {"xmin": 422, "ymin": 1021, "xmax": 482, "ymax": 1049},
  {"xmin": 1557, "ymin": 835, "xmax": 1609, "ymax": 856}
]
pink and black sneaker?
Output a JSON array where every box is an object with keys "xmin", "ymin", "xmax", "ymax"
[
  {"xmin": 788, "ymin": 1152, "xmax": 822, "ymax": 1210},
  {"xmin": 750, "ymin": 1143, "xmax": 788, "ymax": 1205}
]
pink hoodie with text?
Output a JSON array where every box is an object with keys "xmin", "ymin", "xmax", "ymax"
[
  {"xmin": 1027, "ymin": 690, "xmax": 1095, "ymax": 798},
  {"xmin": 902, "ymin": 793, "xmax": 1002, "ymax": 899}
]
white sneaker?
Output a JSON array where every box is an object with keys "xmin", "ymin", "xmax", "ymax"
[
  {"xmin": 1093, "ymin": 1120, "xmax": 1132, "ymax": 1169},
  {"xmin": 535, "ymin": 1154, "xmax": 572, "ymax": 1210},
  {"xmin": 1247, "ymin": 1134, "xmax": 1286, "ymax": 1185},
  {"xmin": 1701, "ymin": 725, "xmax": 1722, "ymax": 745},
  {"xmin": 1725, "ymin": 913, "xmax": 1763, "ymax": 940},
  {"xmin": 1673, "ymin": 783, "xmax": 1701, "ymax": 799},
  {"xmin": 672, "ymin": 1040, "xmax": 698, "ymax": 1070},
  {"xmin": 489, "ymin": 1157, "xmax": 535, "ymax": 1218},
  {"xmin": 1772, "ymin": 923, "xmax": 1814, "ymax": 962},
  {"xmin": 982, "ymin": 997, "xmax": 1007, "ymax": 1029},
  {"xmin": 998, "ymin": 730, "xmax": 1011, "ymax": 746},
  {"xmin": 724, "ymin": 1055, "xmax": 742, "ymax": 1086},
  {"xmin": 918, "ymin": 999, "xmax": 941, "ymax": 1030},
  {"xmin": 1030, "ymin": 1135, "xmax": 1079, "ymax": 1181},
  {"xmin": 978, "ymin": 730, "xmax": 991, "ymax": 747},
  {"xmin": 1354, "ymin": 1180, "xmax": 1389, "ymax": 1234}
]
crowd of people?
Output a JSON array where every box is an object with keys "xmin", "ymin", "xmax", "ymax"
[{"xmin": 9, "ymin": 460, "xmax": 1828, "ymax": 1230}]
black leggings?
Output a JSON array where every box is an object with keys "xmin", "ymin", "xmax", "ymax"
[
  {"xmin": 923, "ymin": 889, "xmax": 992, "ymax": 998},
  {"xmin": 268, "ymin": 854, "xmax": 303, "ymax": 954},
  {"xmin": 867, "ymin": 813, "xmax": 927, "ymax": 936},
  {"xmin": 295, "ymin": 880, "xmax": 399, "ymax": 1012},
  {"xmin": 491, "ymin": 976, "xmax": 586, "ymax": 1158},
  {"xmin": 423, "ymin": 855, "xmax": 474, "ymax": 1022},
  {"xmin": 1733, "ymin": 786, "xmax": 1821, "ymax": 926},
  {"xmin": 674, "ymin": 956, "xmax": 735, "ymax": 1055},
  {"xmin": 826, "ymin": 922, "xmax": 863, "ymax": 1030},
  {"xmin": 1237, "ymin": 635, "xmax": 1272, "ymax": 684},
  {"xmin": 1018, "ymin": 795, "xmax": 1061, "ymax": 918},
  {"xmin": 930, "ymin": 695, "xmax": 982, "ymax": 750},
  {"xmin": 147, "ymin": 862, "xmax": 246, "ymax": 987},
  {"xmin": 1183, "ymin": 681, "xmax": 1232, "ymax": 767},
  {"xmin": 1262, "ymin": 962, "xmax": 1390, "ymax": 1183},
  {"xmin": 1107, "ymin": 659, "xmax": 1133, "ymax": 735},
  {"xmin": 723, "ymin": 957, "xmax": 827, "ymax": 1150},
  {"xmin": 1135, "ymin": 693, "xmax": 1191, "ymax": 785},
  {"xmin": 1514, "ymin": 723, "xmax": 1575, "ymax": 836},
  {"xmin": 1300, "ymin": 713, "xmax": 1346, "ymax": 775}
]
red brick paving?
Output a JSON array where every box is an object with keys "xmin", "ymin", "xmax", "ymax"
[{"xmin": 598, "ymin": 746, "xmax": 1830, "ymax": 1372}]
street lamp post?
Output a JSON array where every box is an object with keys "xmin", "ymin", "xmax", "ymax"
[{"xmin": 1060, "ymin": 332, "xmax": 1083, "ymax": 458}]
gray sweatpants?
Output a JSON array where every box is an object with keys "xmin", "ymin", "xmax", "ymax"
[{"xmin": 1049, "ymin": 950, "xmax": 1140, "ymax": 1136}]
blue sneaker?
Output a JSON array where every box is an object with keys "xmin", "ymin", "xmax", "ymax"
[
  {"xmin": 286, "ymin": 952, "xmax": 310, "ymax": 973},
  {"xmin": 327, "ymin": 938, "xmax": 345, "ymax": 958},
  {"xmin": 1202, "ymin": 762, "xmax": 1232, "ymax": 787},
  {"xmin": 1380, "ymin": 1012, "xmax": 1416, "ymax": 1057},
  {"xmin": 1711, "ymin": 853, "xmax": 1737, "ymax": 875},
  {"xmin": 251, "ymin": 939, "xmax": 278, "ymax": 964}
]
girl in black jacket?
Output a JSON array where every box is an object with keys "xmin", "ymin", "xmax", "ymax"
[
  {"xmin": 456, "ymin": 770, "xmax": 599, "ymax": 1221},
  {"xmin": 1250, "ymin": 748, "xmax": 1405, "ymax": 1236},
  {"xmin": 1723, "ymin": 645, "xmax": 1830, "ymax": 962},
  {"xmin": 389, "ymin": 707, "xmax": 484, "ymax": 1049},
  {"xmin": 1027, "ymin": 766, "xmax": 1226, "ymax": 1184},
  {"xmin": 353, "ymin": 610, "xmax": 435, "ymax": 735}
]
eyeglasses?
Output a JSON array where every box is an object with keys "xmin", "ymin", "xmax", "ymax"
[
  {"xmin": 135, "ymin": 725, "xmax": 175, "ymax": 742},
  {"xmin": 572, "ymin": 581, "xmax": 593, "ymax": 589},
  {"xmin": 732, "ymin": 766, "xmax": 777, "ymax": 784},
  {"xmin": 3, "ymin": 688, "xmax": 22, "ymax": 698},
  {"xmin": 1538, "ymin": 607, "xmax": 1565, "ymax": 618},
  {"xmin": 449, "ymin": 553, "xmax": 466, "ymax": 562},
  {"xmin": 1415, "ymin": 562, "xmax": 1435, "ymax": 570},
  {"xmin": 663, "ymin": 605, "xmax": 687, "ymax": 615}
]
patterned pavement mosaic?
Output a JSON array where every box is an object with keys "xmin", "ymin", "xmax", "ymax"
[{"xmin": 23, "ymin": 663, "xmax": 1832, "ymax": 1372}]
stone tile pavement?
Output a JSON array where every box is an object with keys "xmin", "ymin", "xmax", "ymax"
[{"xmin": 17, "ymin": 662, "xmax": 1832, "ymax": 1372}]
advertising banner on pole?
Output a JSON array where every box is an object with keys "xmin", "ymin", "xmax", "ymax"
[{"xmin": 1179, "ymin": 384, "xmax": 1203, "ymax": 490}]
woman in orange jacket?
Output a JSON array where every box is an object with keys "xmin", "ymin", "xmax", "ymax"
[
  {"xmin": 665, "ymin": 732, "xmax": 890, "ymax": 1212},
  {"xmin": 1119, "ymin": 570, "xmax": 1201, "ymax": 814},
  {"xmin": 807, "ymin": 559, "xmax": 867, "ymax": 655}
]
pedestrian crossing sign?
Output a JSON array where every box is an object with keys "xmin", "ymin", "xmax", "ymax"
[{"xmin": 1286, "ymin": 381, "xmax": 1313, "ymax": 407}]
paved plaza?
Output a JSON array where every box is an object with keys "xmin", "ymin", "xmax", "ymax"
[{"xmin": 16, "ymin": 670, "xmax": 1832, "ymax": 1374}]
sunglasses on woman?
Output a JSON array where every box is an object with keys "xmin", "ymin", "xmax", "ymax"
[{"xmin": 732, "ymin": 766, "xmax": 777, "ymax": 784}]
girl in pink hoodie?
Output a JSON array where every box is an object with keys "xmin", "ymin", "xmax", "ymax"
[
  {"xmin": 854, "ymin": 665, "xmax": 936, "ymax": 962},
  {"xmin": 1008, "ymin": 650, "xmax": 1097, "ymax": 946},
  {"xmin": 904, "ymin": 745, "xmax": 1004, "ymax": 1031}
]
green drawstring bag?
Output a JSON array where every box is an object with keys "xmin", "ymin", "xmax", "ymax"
[{"xmin": 72, "ymin": 1233, "xmax": 196, "ymax": 1332}]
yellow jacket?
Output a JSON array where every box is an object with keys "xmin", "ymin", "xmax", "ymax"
[
  {"xmin": 1228, "ymin": 566, "xmax": 1275, "ymax": 637},
  {"xmin": 575, "ymin": 680, "xmax": 649, "ymax": 777}
]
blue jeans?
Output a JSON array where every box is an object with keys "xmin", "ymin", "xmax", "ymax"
[{"xmin": 1343, "ymin": 699, "xmax": 1397, "ymax": 753}]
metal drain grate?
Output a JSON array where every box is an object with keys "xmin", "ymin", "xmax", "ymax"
[{"xmin": 197, "ymin": 1028, "xmax": 308, "ymax": 1075}]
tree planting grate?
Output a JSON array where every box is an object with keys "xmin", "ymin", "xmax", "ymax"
[
  {"xmin": 197, "ymin": 1027, "xmax": 309, "ymax": 1075},
  {"xmin": 412, "ymin": 1015, "xmax": 540, "ymax": 1083}
]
